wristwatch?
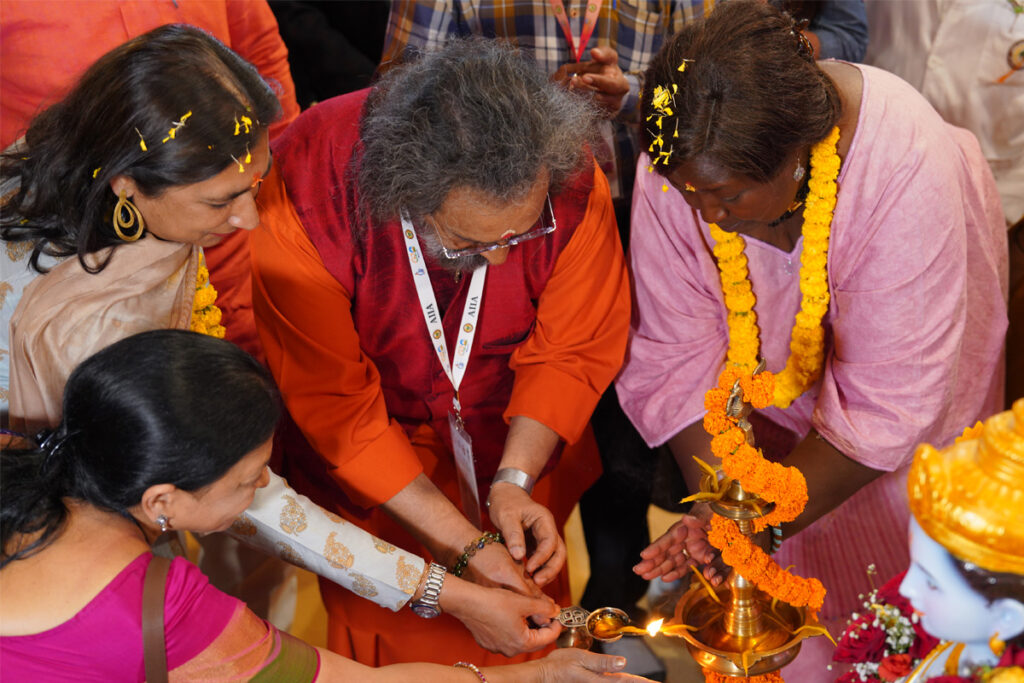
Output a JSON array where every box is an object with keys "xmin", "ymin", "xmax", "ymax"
[{"xmin": 410, "ymin": 562, "xmax": 446, "ymax": 619}]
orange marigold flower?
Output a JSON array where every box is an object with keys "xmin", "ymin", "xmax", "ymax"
[
  {"xmin": 711, "ymin": 427, "xmax": 745, "ymax": 459},
  {"xmin": 717, "ymin": 367, "xmax": 746, "ymax": 392},
  {"xmin": 704, "ymin": 388, "xmax": 730, "ymax": 412},
  {"xmin": 703, "ymin": 411, "xmax": 734, "ymax": 436}
]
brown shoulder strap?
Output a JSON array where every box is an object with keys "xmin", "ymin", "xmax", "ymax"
[{"xmin": 142, "ymin": 555, "xmax": 171, "ymax": 683}]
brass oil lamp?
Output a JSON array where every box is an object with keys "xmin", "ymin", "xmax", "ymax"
[
  {"xmin": 558, "ymin": 368, "xmax": 831, "ymax": 677},
  {"xmin": 661, "ymin": 369, "xmax": 828, "ymax": 676}
]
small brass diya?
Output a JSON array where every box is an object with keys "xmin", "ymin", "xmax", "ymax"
[
  {"xmin": 585, "ymin": 607, "xmax": 632, "ymax": 642},
  {"xmin": 557, "ymin": 606, "xmax": 642, "ymax": 649}
]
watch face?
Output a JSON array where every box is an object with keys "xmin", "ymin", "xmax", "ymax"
[{"xmin": 411, "ymin": 603, "xmax": 441, "ymax": 619}]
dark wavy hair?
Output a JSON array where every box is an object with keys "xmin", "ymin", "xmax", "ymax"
[
  {"xmin": 357, "ymin": 37, "xmax": 601, "ymax": 225},
  {"xmin": 953, "ymin": 558, "xmax": 1024, "ymax": 647},
  {"xmin": 0, "ymin": 330, "xmax": 280, "ymax": 568},
  {"xmin": 0, "ymin": 24, "xmax": 281, "ymax": 274},
  {"xmin": 641, "ymin": 0, "xmax": 841, "ymax": 182}
]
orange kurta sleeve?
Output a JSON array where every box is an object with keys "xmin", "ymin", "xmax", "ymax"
[
  {"xmin": 504, "ymin": 163, "xmax": 630, "ymax": 443},
  {"xmin": 251, "ymin": 168, "xmax": 423, "ymax": 508}
]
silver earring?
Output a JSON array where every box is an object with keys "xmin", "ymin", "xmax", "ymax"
[
  {"xmin": 157, "ymin": 515, "xmax": 169, "ymax": 533},
  {"xmin": 793, "ymin": 162, "xmax": 806, "ymax": 182}
]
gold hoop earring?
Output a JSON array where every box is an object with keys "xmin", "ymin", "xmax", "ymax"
[
  {"xmin": 990, "ymin": 632, "xmax": 1006, "ymax": 657},
  {"xmin": 113, "ymin": 189, "xmax": 144, "ymax": 242}
]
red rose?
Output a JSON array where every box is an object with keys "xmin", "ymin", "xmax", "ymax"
[
  {"xmin": 908, "ymin": 619, "xmax": 941, "ymax": 661},
  {"xmin": 834, "ymin": 616, "xmax": 888, "ymax": 663},
  {"xmin": 878, "ymin": 653, "xmax": 913, "ymax": 681},
  {"xmin": 999, "ymin": 645, "xmax": 1024, "ymax": 668}
]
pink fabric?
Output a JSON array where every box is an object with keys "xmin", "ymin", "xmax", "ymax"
[
  {"xmin": 0, "ymin": 554, "xmax": 239, "ymax": 682},
  {"xmin": 617, "ymin": 64, "xmax": 1007, "ymax": 639}
]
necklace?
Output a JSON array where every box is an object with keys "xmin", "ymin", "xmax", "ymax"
[
  {"xmin": 709, "ymin": 126, "xmax": 841, "ymax": 409},
  {"xmin": 767, "ymin": 172, "xmax": 811, "ymax": 227}
]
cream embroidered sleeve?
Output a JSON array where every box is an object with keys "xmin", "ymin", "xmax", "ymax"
[{"xmin": 226, "ymin": 472, "xmax": 426, "ymax": 611}]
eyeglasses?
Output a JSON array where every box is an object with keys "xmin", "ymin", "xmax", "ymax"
[{"xmin": 430, "ymin": 194, "xmax": 557, "ymax": 259}]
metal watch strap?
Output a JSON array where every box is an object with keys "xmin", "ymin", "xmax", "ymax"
[
  {"xmin": 411, "ymin": 562, "xmax": 446, "ymax": 618},
  {"xmin": 491, "ymin": 467, "xmax": 535, "ymax": 495}
]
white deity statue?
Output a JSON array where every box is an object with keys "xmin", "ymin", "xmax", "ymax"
[{"xmin": 898, "ymin": 401, "xmax": 1024, "ymax": 682}]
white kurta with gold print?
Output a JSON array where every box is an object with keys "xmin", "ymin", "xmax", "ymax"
[{"xmin": 227, "ymin": 472, "xmax": 426, "ymax": 612}]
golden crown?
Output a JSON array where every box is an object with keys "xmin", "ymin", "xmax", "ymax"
[{"xmin": 908, "ymin": 400, "xmax": 1024, "ymax": 575}]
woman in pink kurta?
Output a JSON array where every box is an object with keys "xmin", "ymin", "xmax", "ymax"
[{"xmin": 617, "ymin": 3, "xmax": 1007, "ymax": 679}]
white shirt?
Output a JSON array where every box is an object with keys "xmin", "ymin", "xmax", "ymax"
[{"xmin": 865, "ymin": 0, "xmax": 1024, "ymax": 225}]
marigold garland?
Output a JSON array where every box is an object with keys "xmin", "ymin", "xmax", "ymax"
[
  {"xmin": 190, "ymin": 254, "xmax": 226, "ymax": 339},
  {"xmin": 696, "ymin": 129, "xmax": 840, "ymax": 625},
  {"xmin": 702, "ymin": 364, "xmax": 824, "ymax": 612},
  {"xmin": 709, "ymin": 126, "xmax": 841, "ymax": 409}
]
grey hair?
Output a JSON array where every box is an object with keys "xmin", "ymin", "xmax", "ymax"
[{"xmin": 357, "ymin": 38, "xmax": 601, "ymax": 223}]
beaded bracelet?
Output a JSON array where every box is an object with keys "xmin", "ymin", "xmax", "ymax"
[
  {"xmin": 451, "ymin": 531, "xmax": 503, "ymax": 577},
  {"xmin": 454, "ymin": 661, "xmax": 487, "ymax": 682}
]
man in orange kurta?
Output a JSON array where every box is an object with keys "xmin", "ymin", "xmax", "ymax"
[{"xmin": 251, "ymin": 43, "xmax": 630, "ymax": 666}]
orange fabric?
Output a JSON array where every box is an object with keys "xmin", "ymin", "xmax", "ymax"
[
  {"xmin": 505, "ymin": 164, "xmax": 630, "ymax": 442},
  {"xmin": 0, "ymin": 0, "xmax": 299, "ymax": 148},
  {"xmin": 252, "ymin": 167, "xmax": 425, "ymax": 507},
  {"xmin": 253, "ymin": 163, "xmax": 629, "ymax": 508},
  {"xmin": 169, "ymin": 603, "xmax": 318, "ymax": 681}
]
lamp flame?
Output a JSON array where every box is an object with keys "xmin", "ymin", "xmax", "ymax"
[{"xmin": 646, "ymin": 618, "xmax": 664, "ymax": 637}]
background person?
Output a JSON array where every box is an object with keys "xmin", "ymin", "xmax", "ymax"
[{"xmin": 861, "ymin": 0, "xmax": 1024, "ymax": 406}]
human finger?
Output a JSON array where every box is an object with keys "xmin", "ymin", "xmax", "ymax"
[
  {"xmin": 587, "ymin": 45, "xmax": 620, "ymax": 65},
  {"xmin": 530, "ymin": 532, "xmax": 566, "ymax": 586},
  {"xmin": 489, "ymin": 493, "xmax": 529, "ymax": 561},
  {"xmin": 523, "ymin": 507, "xmax": 562, "ymax": 572},
  {"xmin": 463, "ymin": 542, "xmax": 538, "ymax": 595},
  {"xmin": 579, "ymin": 72, "xmax": 628, "ymax": 98}
]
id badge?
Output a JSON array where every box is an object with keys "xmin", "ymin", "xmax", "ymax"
[{"xmin": 449, "ymin": 411, "xmax": 481, "ymax": 528}]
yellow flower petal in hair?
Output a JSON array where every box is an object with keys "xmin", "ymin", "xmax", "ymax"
[
  {"xmin": 234, "ymin": 115, "xmax": 253, "ymax": 136},
  {"xmin": 92, "ymin": 167, "xmax": 102, "ymax": 179},
  {"xmin": 678, "ymin": 58, "xmax": 693, "ymax": 72},
  {"xmin": 231, "ymin": 154, "xmax": 246, "ymax": 173},
  {"xmin": 684, "ymin": 182, "xmax": 696, "ymax": 192},
  {"xmin": 162, "ymin": 110, "xmax": 192, "ymax": 144},
  {"xmin": 135, "ymin": 128, "xmax": 147, "ymax": 151}
]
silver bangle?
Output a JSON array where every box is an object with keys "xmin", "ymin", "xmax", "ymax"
[{"xmin": 491, "ymin": 467, "xmax": 535, "ymax": 495}]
